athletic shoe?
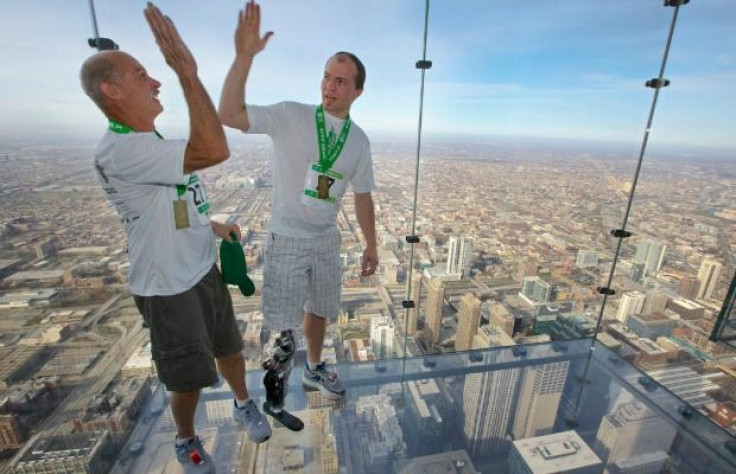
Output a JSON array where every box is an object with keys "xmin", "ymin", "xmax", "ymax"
[
  {"xmin": 302, "ymin": 362, "xmax": 346, "ymax": 399},
  {"xmin": 174, "ymin": 436, "xmax": 214, "ymax": 472},
  {"xmin": 233, "ymin": 399, "xmax": 271, "ymax": 443}
]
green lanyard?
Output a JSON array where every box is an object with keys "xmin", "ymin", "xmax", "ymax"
[
  {"xmin": 108, "ymin": 119, "xmax": 164, "ymax": 139},
  {"xmin": 107, "ymin": 120, "xmax": 186, "ymax": 195},
  {"xmin": 315, "ymin": 105, "xmax": 351, "ymax": 172}
]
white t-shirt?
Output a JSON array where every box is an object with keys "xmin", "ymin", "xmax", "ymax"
[
  {"xmin": 93, "ymin": 130, "xmax": 215, "ymax": 296},
  {"xmin": 245, "ymin": 101, "xmax": 375, "ymax": 237}
]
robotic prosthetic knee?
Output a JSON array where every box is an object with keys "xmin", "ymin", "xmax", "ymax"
[{"xmin": 262, "ymin": 329, "xmax": 296, "ymax": 413}]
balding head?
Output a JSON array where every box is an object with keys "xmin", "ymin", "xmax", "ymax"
[{"xmin": 80, "ymin": 51, "xmax": 128, "ymax": 112}]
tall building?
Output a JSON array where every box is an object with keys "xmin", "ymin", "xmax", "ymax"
[
  {"xmin": 616, "ymin": 291, "xmax": 646, "ymax": 324},
  {"xmin": 407, "ymin": 273, "xmax": 421, "ymax": 334},
  {"xmin": 423, "ymin": 278, "xmax": 445, "ymax": 350},
  {"xmin": 447, "ymin": 236, "xmax": 474, "ymax": 278},
  {"xmin": 462, "ymin": 325, "xmax": 519, "ymax": 457},
  {"xmin": 576, "ymin": 250, "xmax": 598, "ymax": 269},
  {"xmin": 512, "ymin": 361, "xmax": 570, "ymax": 440},
  {"xmin": 370, "ymin": 316, "xmax": 395, "ymax": 359},
  {"xmin": 676, "ymin": 276, "xmax": 700, "ymax": 300},
  {"xmin": 634, "ymin": 239, "xmax": 666, "ymax": 276},
  {"xmin": 456, "ymin": 293, "xmax": 482, "ymax": 352},
  {"xmin": 489, "ymin": 301, "xmax": 516, "ymax": 337},
  {"xmin": 509, "ymin": 430, "xmax": 602, "ymax": 474},
  {"xmin": 696, "ymin": 258, "xmax": 722, "ymax": 301},
  {"xmin": 549, "ymin": 314, "xmax": 597, "ymax": 340},
  {"xmin": 592, "ymin": 400, "xmax": 676, "ymax": 465},
  {"xmin": 402, "ymin": 378, "xmax": 448, "ymax": 456},
  {"xmin": 520, "ymin": 276, "xmax": 551, "ymax": 304},
  {"xmin": 642, "ymin": 291, "xmax": 669, "ymax": 314},
  {"xmin": 629, "ymin": 261, "xmax": 646, "ymax": 283}
]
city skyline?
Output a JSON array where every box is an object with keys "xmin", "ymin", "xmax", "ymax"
[
  {"xmin": 0, "ymin": 0, "xmax": 735, "ymax": 154},
  {"xmin": 1, "ymin": 139, "xmax": 735, "ymax": 472}
]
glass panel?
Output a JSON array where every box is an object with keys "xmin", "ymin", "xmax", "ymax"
[
  {"xmin": 113, "ymin": 341, "xmax": 736, "ymax": 473},
  {"xmin": 412, "ymin": 0, "xmax": 679, "ymax": 357}
]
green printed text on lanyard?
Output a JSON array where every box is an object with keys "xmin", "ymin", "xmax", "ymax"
[
  {"xmin": 108, "ymin": 120, "xmax": 164, "ymax": 139},
  {"xmin": 315, "ymin": 105, "xmax": 351, "ymax": 172}
]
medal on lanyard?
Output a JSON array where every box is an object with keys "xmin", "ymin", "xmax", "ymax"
[
  {"xmin": 315, "ymin": 105, "xmax": 350, "ymax": 200},
  {"xmin": 173, "ymin": 184, "xmax": 190, "ymax": 229}
]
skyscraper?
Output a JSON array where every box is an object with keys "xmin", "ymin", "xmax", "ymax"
[
  {"xmin": 593, "ymin": 400, "xmax": 676, "ymax": 465},
  {"xmin": 696, "ymin": 258, "xmax": 722, "ymax": 301},
  {"xmin": 462, "ymin": 325, "xmax": 519, "ymax": 457},
  {"xmin": 642, "ymin": 290, "xmax": 669, "ymax": 314},
  {"xmin": 423, "ymin": 278, "xmax": 445, "ymax": 351},
  {"xmin": 455, "ymin": 292, "xmax": 482, "ymax": 352},
  {"xmin": 634, "ymin": 239, "xmax": 667, "ymax": 276},
  {"xmin": 370, "ymin": 316, "xmax": 395, "ymax": 360},
  {"xmin": 512, "ymin": 361, "xmax": 570, "ymax": 439},
  {"xmin": 446, "ymin": 236, "xmax": 474, "ymax": 278},
  {"xmin": 407, "ymin": 273, "xmax": 421, "ymax": 334},
  {"xmin": 676, "ymin": 276, "xmax": 700, "ymax": 300},
  {"xmin": 616, "ymin": 291, "xmax": 646, "ymax": 324},
  {"xmin": 629, "ymin": 261, "xmax": 646, "ymax": 284},
  {"xmin": 576, "ymin": 250, "xmax": 598, "ymax": 269},
  {"xmin": 489, "ymin": 301, "xmax": 516, "ymax": 337},
  {"xmin": 520, "ymin": 276, "xmax": 551, "ymax": 304}
]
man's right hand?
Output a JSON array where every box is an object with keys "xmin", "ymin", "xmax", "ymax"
[
  {"xmin": 144, "ymin": 2, "xmax": 197, "ymax": 79},
  {"xmin": 235, "ymin": 0, "xmax": 273, "ymax": 58}
]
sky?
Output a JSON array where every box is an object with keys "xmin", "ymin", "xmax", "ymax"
[{"xmin": 0, "ymin": 0, "xmax": 734, "ymax": 154}]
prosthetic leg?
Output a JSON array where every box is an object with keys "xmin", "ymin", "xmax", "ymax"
[{"xmin": 262, "ymin": 329, "xmax": 304, "ymax": 431}]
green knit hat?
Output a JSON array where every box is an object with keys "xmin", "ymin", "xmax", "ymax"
[{"xmin": 219, "ymin": 232, "xmax": 255, "ymax": 297}]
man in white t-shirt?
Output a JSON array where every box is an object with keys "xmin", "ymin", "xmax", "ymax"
[
  {"xmin": 219, "ymin": 1, "xmax": 378, "ymax": 400},
  {"xmin": 80, "ymin": 3, "xmax": 271, "ymax": 469}
]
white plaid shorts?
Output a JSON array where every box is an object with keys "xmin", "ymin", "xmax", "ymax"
[{"xmin": 262, "ymin": 229, "xmax": 342, "ymax": 330}]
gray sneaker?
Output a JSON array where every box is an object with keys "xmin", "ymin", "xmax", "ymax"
[
  {"xmin": 233, "ymin": 399, "xmax": 271, "ymax": 443},
  {"xmin": 302, "ymin": 362, "xmax": 346, "ymax": 399},
  {"xmin": 174, "ymin": 436, "xmax": 215, "ymax": 472}
]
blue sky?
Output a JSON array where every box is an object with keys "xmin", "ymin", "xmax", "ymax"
[{"xmin": 0, "ymin": 0, "xmax": 734, "ymax": 153}]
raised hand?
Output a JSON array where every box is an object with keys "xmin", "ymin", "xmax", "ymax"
[
  {"xmin": 235, "ymin": 0, "xmax": 273, "ymax": 58},
  {"xmin": 144, "ymin": 2, "xmax": 197, "ymax": 78}
]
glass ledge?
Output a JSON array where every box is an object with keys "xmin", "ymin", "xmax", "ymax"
[{"xmin": 108, "ymin": 339, "xmax": 736, "ymax": 474}]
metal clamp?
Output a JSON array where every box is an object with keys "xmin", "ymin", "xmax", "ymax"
[
  {"xmin": 610, "ymin": 229, "xmax": 632, "ymax": 238},
  {"xmin": 416, "ymin": 60, "xmax": 433, "ymax": 70},
  {"xmin": 645, "ymin": 78, "xmax": 670, "ymax": 89},
  {"xmin": 88, "ymin": 37, "xmax": 119, "ymax": 51}
]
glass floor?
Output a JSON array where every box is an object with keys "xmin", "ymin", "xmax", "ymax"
[{"xmin": 108, "ymin": 339, "xmax": 736, "ymax": 474}]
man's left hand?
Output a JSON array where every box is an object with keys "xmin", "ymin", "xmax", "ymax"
[
  {"xmin": 361, "ymin": 246, "xmax": 379, "ymax": 277},
  {"xmin": 211, "ymin": 221, "xmax": 241, "ymax": 242}
]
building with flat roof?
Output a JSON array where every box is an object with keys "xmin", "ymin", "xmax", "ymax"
[
  {"xmin": 509, "ymin": 430, "xmax": 602, "ymax": 474},
  {"xmin": 395, "ymin": 449, "xmax": 477, "ymax": 474},
  {"xmin": 9, "ymin": 431, "xmax": 113, "ymax": 474},
  {"xmin": 0, "ymin": 289, "xmax": 58, "ymax": 308},
  {"xmin": 4, "ymin": 270, "xmax": 65, "ymax": 285},
  {"xmin": 0, "ymin": 346, "xmax": 48, "ymax": 389},
  {"xmin": 625, "ymin": 311, "xmax": 676, "ymax": 340}
]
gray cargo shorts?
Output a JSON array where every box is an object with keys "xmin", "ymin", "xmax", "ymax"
[{"xmin": 134, "ymin": 265, "xmax": 243, "ymax": 392}]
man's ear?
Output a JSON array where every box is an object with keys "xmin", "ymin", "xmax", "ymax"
[{"xmin": 100, "ymin": 81, "xmax": 122, "ymax": 101}]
